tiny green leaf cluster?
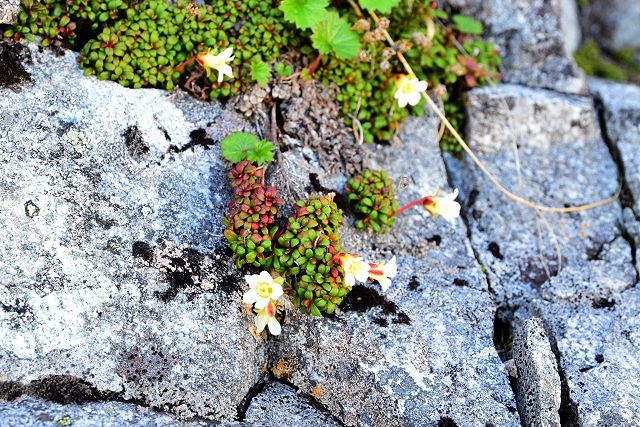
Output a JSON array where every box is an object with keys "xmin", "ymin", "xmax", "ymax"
[
  {"xmin": 5, "ymin": 0, "xmax": 300, "ymax": 96},
  {"xmin": 220, "ymin": 136, "xmax": 349, "ymax": 316},
  {"xmin": 346, "ymin": 169, "xmax": 398, "ymax": 233},
  {"xmin": 274, "ymin": 195, "xmax": 347, "ymax": 315},
  {"xmin": 315, "ymin": 1, "xmax": 501, "ymax": 150},
  {"xmin": 222, "ymin": 160, "xmax": 283, "ymax": 270},
  {"xmin": 221, "ymin": 132, "xmax": 275, "ymax": 165}
]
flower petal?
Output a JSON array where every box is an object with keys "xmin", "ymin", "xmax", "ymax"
[
  {"xmin": 254, "ymin": 297, "xmax": 270, "ymax": 310},
  {"xmin": 267, "ymin": 317, "xmax": 281, "ymax": 335},
  {"xmin": 255, "ymin": 311, "xmax": 268, "ymax": 333},
  {"xmin": 242, "ymin": 289, "xmax": 259, "ymax": 304},
  {"xmin": 271, "ymin": 283, "xmax": 284, "ymax": 300}
]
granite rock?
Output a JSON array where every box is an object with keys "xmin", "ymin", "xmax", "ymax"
[
  {"xmin": 446, "ymin": 84, "xmax": 633, "ymax": 308},
  {"xmin": 270, "ymin": 115, "xmax": 520, "ymax": 427},
  {"xmin": 443, "ymin": 0, "xmax": 586, "ymax": 95},
  {"xmin": 0, "ymin": 0, "xmax": 18, "ymax": 24},
  {"xmin": 0, "ymin": 44, "xmax": 262, "ymax": 421},
  {"xmin": 581, "ymin": 0, "xmax": 640, "ymax": 53},
  {"xmin": 446, "ymin": 83, "xmax": 640, "ymax": 426},
  {"xmin": 512, "ymin": 318, "xmax": 561, "ymax": 427}
]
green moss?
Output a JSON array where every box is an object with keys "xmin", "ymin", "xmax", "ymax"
[
  {"xmin": 574, "ymin": 40, "xmax": 627, "ymax": 82},
  {"xmin": 5, "ymin": 0, "xmax": 500, "ymax": 150}
]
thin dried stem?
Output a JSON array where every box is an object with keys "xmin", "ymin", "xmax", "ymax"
[{"xmin": 365, "ymin": 9, "xmax": 621, "ymax": 214}]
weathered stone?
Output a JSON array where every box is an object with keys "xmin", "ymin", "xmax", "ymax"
[
  {"xmin": 271, "ymin": 115, "xmax": 520, "ymax": 427},
  {"xmin": 536, "ymin": 287, "xmax": 640, "ymax": 426},
  {"xmin": 443, "ymin": 0, "xmax": 586, "ymax": 95},
  {"xmin": 446, "ymin": 84, "xmax": 633, "ymax": 308},
  {"xmin": 581, "ymin": 0, "xmax": 640, "ymax": 53},
  {"xmin": 244, "ymin": 382, "xmax": 342, "ymax": 427},
  {"xmin": 560, "ymin": 0, "xmax": 581, "ymax": 55},
  {"xmin": 0, "ymin": 0, "xmax": 19, "ymax": 24},
  {"xmin": 512, "ymin": 318, "xmax": 561, "ymax": 427},
  {"xmin": 0, "ymin": 396, "xmax": 212, "ymax": 427},
  {"xmin": 0, "ymin": 44, "xmax": 263, "ymax": 421},
  {"xmin": 446, "ymin": 83, "xmax": 640, "ymax": 426},
  {"xmin": 0, "ymin": 381, "xmax": 341, "ymax": 427}
]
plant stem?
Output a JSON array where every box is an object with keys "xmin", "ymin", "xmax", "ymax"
[
  {"xmin": 308, "ymin": 53, "xmax": 323, "ymax": 75},
  {"xmin": 394, "ymin": 197, "xmax": 428, "ymax": 217},
  {"xmin": 173, "ymin": 55, "xmax": 198, "ymax": 72}
]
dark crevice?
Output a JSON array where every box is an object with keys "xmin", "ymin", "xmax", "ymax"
[
  {"xmin": 235, "ymin": 375, "xmax": 270, "ymax": 421},
  {"xmin": 537, "ymin": 318, "xmax": 581, "ymax": 427},
  {"xmin": 168, "ymin": 128, "xmax": 216, "ymax": 153},
  {"xmin": 593, "ymin": 97, "xmax": 640, "ymax": 283},
  {"xmin": 308, "ymin": 173, "xmax": 348, "ymax": 211},
  {"xmin": 341, "ymin": 284, "xmax": 411, "ymax": 326},
  {"xmin": 0, "ymin": 41, "xmax": 31, "ymax": 88},
  {"xmin": 235, "ymin": 375, "xmax": 346, "ymax": 426},
  {"xmin": 0, "ymin": 375, "xmax": 214, "ymax": 423}
]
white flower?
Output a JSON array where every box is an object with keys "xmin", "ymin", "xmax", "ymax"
[
  {"xmin": 243, "ymin": 271, "xmax": 284, "ymax": 310},
  {"xmin": 255, "ymin": 300, "xmax": 281, "ymax": 335},
  {"xmin": 339, "ymin": 253, "xmax": 370, "ymax": 287},
  {"xmin": 368, "ymin": 256, "xmax": 397, "ymax": 291},
  {"xmin": 423, "ymin": 189, "xmax": 461, "ymax": 224},
  {"xmin": 196, "ymin": 47, "xmax": 234, "ymax": 83},
  {"xmin": 394, "ymin": 75, "xmax": 427, "ymax": 108}
]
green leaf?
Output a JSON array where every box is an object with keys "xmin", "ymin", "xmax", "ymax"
[
  {"xmin": 247, "ymin": 140, "xmax": 276, "ymax": 165},
  {"xmin": 279, "ymin": 0, "xmax": 329, "ymax": 30},
  {"xmin": 453, "ymin": 15, "xmax": 483, "ymax": 35},
  {"xmin": 358, "ymin": 0, "xmax": 401, "ymax": 13},
  {"xmin": 311, "ymin": 11, "xmax": 360, "ymax": 60},
  {"xmin": 220, "ymin": 132, "xmax": 260, "ymax": 163},
  {"xmin": 274, "ymin": 62, "xmax": 293, "ymax": 77},
  {"xmin": 250, "ymin": 58, "xmax": 271, "ymax": 86}
]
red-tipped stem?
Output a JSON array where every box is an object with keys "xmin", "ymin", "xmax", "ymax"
[
  {"xmin": 308, "ymin": 53, "xmax": 323, "ymax": 75},
  {"xmin": 394, "ymin": 196, "xmax": 432, "ymax": 217},
  {"xmin": 173, "ymin": 55, "xmax": 199, "ymax": 72}
]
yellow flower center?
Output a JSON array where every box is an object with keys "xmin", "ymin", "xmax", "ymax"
[
  {"xmin": 256, "ymin": 281, "xmax": 273, "ymax": 298},
  {"xmin": 400, "ymin": 82, "xmax": 415, "ymax": 94}
]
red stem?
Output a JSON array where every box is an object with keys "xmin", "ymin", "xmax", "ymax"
[
  {"xmin": 394, "ymin": 197, "xmax": 429, "ymax": 217},
  {"xmin": 173, "ymin": 54, "xmax": 199, "ymax": 72},
  {"xmin": 308, "ymin": 53, "xmax": 323, "ymax": 75}
]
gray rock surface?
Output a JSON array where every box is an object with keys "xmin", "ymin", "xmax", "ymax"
[
  {"xmin": 271, "ymin": 115, "xmax": 520, "ymax": 427},
  {"xmin": 560, "ymin": 0, "xmax": 581, "ymax": 55},
  {"xmin": 581, "ymin": 0, "xmax": 640, "ymax": 53},
  {"xmin": 535, "ymin": 287, "xmax": 640, "ymax": 426},
  {"xmin": 0, "ymin": 396, "xmax": 213, "ymax": 427},
  {"xmin": 243, "ymin": 382, "xmax": 342, "ymax": 427},
  {"xmin": 0, "ymin": 382, "xmax": 340, "ymax": 427},
  {"xmin": 446, "ymin": 83, "xmax": 640, "ymax": 426},
  {"xmin": 512, "ymin": 318, "xmax": 561, "ymax": 427},
  {"xmin": 446, "ymin": 84, "xmax": 632, "ymax": 308},
  {"xmin": 0, "ymin": 44, "xmax": 263, "ymax": 421},
  {"xmin": 0, "ymin": 0, "xmax": 18, "ymax": 24},
  {"xmin": 444, "ymin": 0, "xmax": 586, "ymax": 95}
]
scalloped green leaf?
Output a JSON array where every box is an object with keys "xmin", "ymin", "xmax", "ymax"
[
  {"xmin": 311, "ymin": 10, "xmax": 360, "ymax": 60},
  {"xmin": 279, "ymin": 0, "xmax": 329, "ymax": 30},
  {"xmin": 453, "ymin": 14, "xmax": 483, "ymax": 35},
  {"xmin": 247, "ymin": 140, "xmax": 276, "ymax": 165},
  {"xmin": 220, "ymin": 132, "xmax": 260, "ymax": 163},
  {"xmin": 358, "ymin": 0, "xmax": 401, "ymax": 13},
  {"xmin": 250, "ymin": 58, "xmax": 271, "ymax": 86}
]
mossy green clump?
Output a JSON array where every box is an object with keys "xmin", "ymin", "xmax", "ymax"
[
  {"xmin": 274, "ymin": 194, "xmax": 347, "ymax": 316},
  {"xmin": 5, "ymin": 0, "xmax": 500, "ymax": 151},
  {"xmin": 222, "ymin": 160, "xmax": 283, "ymax": 270},
  {"xmin": 5, "ymin": 0, "xmax": 300, "ymax": 94},
  {"xmin": 315, "ymin": 1, "xmax": 501, "ymax": 151},
  {"xmin": 574, "ymin": 40, "xmax": 640, "ymax": 84},
  {"xmin": 346, "ymin": 168, "xmax": 398, "ymax": 233}
]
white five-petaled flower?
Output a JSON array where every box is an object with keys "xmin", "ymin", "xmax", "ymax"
[
  {"xmin": 394, "ymin": 75, "xmax": 428, "ymax": 108},
  {"xmin": 339, "ymin": 253, "xmax": 370, "ymax": 287},
  {"xmin": 196, "ymin": 47, "xmax": 234, "ymax": 83},
  {"xmin": 368, "ymin": 256, "xmax": 398, "ymax": 291},
  {"xmin": 255, "ymin": 300, "xmax": 281, "ymax": 336},
  {"xmin": 423, "ymin": 189, "xmax": 461, "ymax": 224},
  {"xmin": 243, "ymin": 271, "xmax": 284, "ymax": 310}
]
